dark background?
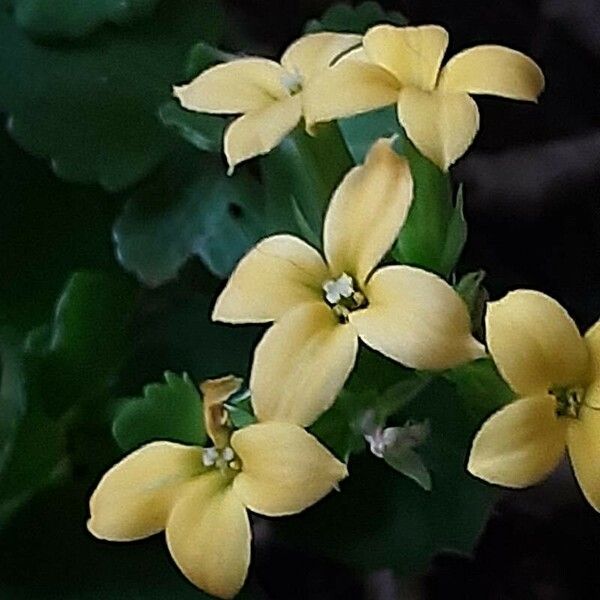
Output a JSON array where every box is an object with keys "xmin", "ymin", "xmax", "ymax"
[{"xmin": 222, "ymin": 1, "xmax": 600, "ymax": 598}]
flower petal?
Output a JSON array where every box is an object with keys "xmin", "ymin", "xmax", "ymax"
[
  {"xmin": 583, "ymin": 320, "xmax": 600, "ymax": 408},
  {"xmin": 224, "ymin": 94, "xmax": 302, "ymax": 171},
  {"xmin": 303, "ymin": 59, "xmax": 399, "ymax": 127},
  {"xmin": 467, "ymin": 395, "xmax": 567, "ymax": 487},
  {"xmin": 231, "ymin": 422, "xmax": 348, "ymax": 516},
  {"xmin": 438, "ymin": 45, "xmax": 545, "ymax": 101},
  {"xmin": 88, "ymin": 442, "xmax": 203, "ymax": 541},
  {"xmin": 363, "ymin": 24, "xmax": 448, "ymax": 91},
  {"xmin": 212, "ymin": 234, "xmax": 327, "ymax": 324},
  {"xmin": 567, "ymin": 406, "xmax": 600, "ymax": 511},
  {"xmin": 322, "ymin": 139, "xmax": 412, "ymax": 286},
  {"xmin": 173, "ymin": 58, "xmax": 287, "ymax": 114},
  {"xmin": 166, "ymin": 473, "xmax": 250, "ymax": 599},
  {"xmin": 250, "ymin": 302, "xmax": 358, "ymax": 427},
  {"xmin": 397, "ymin": 87, "xmax": 479, "ymax": 171},
  {"xmin": 281, "ymin": 32, "xmax": 361, "ymax": 81},
  {"xmin": 350, "ymin": 265, "xmax": 484, "ymax": 370},
  {"xmin": 485, "ymin": 290, "xmax": 589, "ymax": 397},
  {"xmin": 201, "ymin": 376, "xmax": 243, "ymax": 449}
]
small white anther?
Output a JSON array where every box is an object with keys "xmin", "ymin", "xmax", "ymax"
[
  {"xmin": 323, "ymin": 273, "xmax": 355, "ymax": 304},
  {"xmin": 222, "ymin": 447, "xmax": 235, "ymax": 462},
  {"xmin": 202, "ymin": 447, "xmax": 218, "ymax": 467}
]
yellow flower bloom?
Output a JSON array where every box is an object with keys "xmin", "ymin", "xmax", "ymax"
[
  {"xmin": 213, "ymin": 139, "xmax": 484, "ymax": 426},
  {"xmin": 304, "ymin": 24, "xmax": 545, "ymax": 170},
  {"xmin": 467, "ymin": 290, "xmax": 600, "ymax": 511},
  {"xmin": 173, "ymin": 32, "xmax": 360, "ymax": 172},
  {"xmin": 88, "ymin": 376, "xmax": 347, "ymax": 599}
]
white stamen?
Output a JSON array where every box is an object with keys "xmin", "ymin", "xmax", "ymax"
[
  {"xmin": 202, "ymin": 446, "xmax": 218, "ymax": 467},
  {"xmin": 280, "ymin": 68, "xmax": 303, "ymax": 94},
  {"xmin": 323, "ymin": 273, "xmax": 355, "ymax": 304},
  {"xmin": 222, "ymin": 446, "xmax": 235, "ymax": 462}
]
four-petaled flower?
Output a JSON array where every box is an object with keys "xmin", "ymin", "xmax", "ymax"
[
  {"xmin": 88, "ymin": 376, "xmax": 347, "ymax": 599},
  {"xmin": 173, "ymin": 32, "xmax": 360, "ymax": 172},
  {"xmin": 213, "ymin": 139, "xmax": 484, "ymax": 427},
  {"xmin": 304, "ymin": 24, "xmax": 545, "ymax": 170},
  {"xmin": 467, "ymin": 290, "xmax": 600, "ymax": 511}
]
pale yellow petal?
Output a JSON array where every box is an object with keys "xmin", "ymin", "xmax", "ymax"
[
  {"xmin": 250, "ymin": 302, "xmax": 358, "ymax": 427},
  {"xmin": 303, "ymin": 59, "xmax": 399, "ymax": 127},
  {"xmin": 88, "ymin": 442, "xmax": 203, "ymax": 541},
  {"xmin": 363, "ymin": 24, "xmax": 449, "ymax": 91},
  {"xmin": 438, "ymin": 45, "xmax": 545, "ymax": 101},
  {"xmin": 583, "ymin": 319, "xmax": 600, "ymax": 408},
  {"xmin": 468, "ymin": 395, "xmax": 567, "ymax": 487},
  {"xmin": 166, "ymin": 473, "xmax": 250, "ymax": 599},
  {"xmin": 224, "ymin": 94, "xmax": 302, "ymax": 171},
  {"xmin": 323, "ymin": 139, "xmax": 413, "ymax": 285},
  {"xmin": 173, "ymin": 58, "xmax": 286, "ymax": 114},
  {"xmin": 567, "ymin": 406, "xmax": 600, "ymax": 511},
  {"xmin": 397, "ymin": 87, "xmax": 480, "ymax": 170},
  {"xmin": 281, "ymin": 32, "xmax": 361, "ymax": 81},
  {"xmin": 486, "ymin": 290, "xmax": 590, "ymax": 397},
  {"xmin": 212, "ymin": 234, "xmax": 327, "ymax": 324},
  {"xmin": 350, "ymin": 266, "xmax": 484, "ymax": 370},
  {"xmin": 231, "ymin": 422, "xmax": 348, "ymax": 516},
  {"xmin": 201, "ymin": 376, "xmax": 243, "ymax": 449}
]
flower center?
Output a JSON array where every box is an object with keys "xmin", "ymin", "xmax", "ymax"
[
  {"xmin": 322, "ymin": 273, "xmax": 367, "ymax": 323},
  {"xmin": 202, "ymin": 445, "xmax": 241, "ymax": 473},
  {"xmin": 550, "ymin": 385, "xmax": 585, "ymax": 419},
  {"xmin": 280, "ymin": 68, "xmax": 303, "ymax": 95}
]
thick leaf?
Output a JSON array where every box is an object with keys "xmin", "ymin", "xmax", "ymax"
[
  {"xmin": 24, "ymin": 271, "xmax": 138, "ymax": 417},
  {"xmin": 443, "ymin": 357, "xmax": 515, "ymax": 424},
  {"xmin": 383, "ymin": 447, "xmax": 432, "ymax": 492},
  {"xmin": 261, "ymin": 125, "xmax": 353, "ymax": 244},
  {"xmin": 0, "ymin": 0, "xmax": 224, "ymax": 190},
  {"xmin": 393, "ymin": 140, "xmax": 463, "ymax": 277},
  {"xmin": 305, "ymin": 1, "xmax": 407, "ymax": 34},
  {"xmin": 114, "ymin": 149, "xmax": 266, "ymax": 284},
  {"xmin": 159, "ymin": 100, "xmax": 226, "ymax": 154},
  {"xmin": 338, "ymin": 105, "xmax": 404, "ymax": 164},
  {"xmin": 275, "ymin": 376, "xmax": 498, "ymax": 573},
  {"xmin": 438, "ymin": 185, "xmax": 468, "ymax": 276},
  {"xmin": 113, "ymin": 372, "xmax": 206, "ymax": 451},
  {"xmin": 0, "ymin": 128, "xmax": 117, "ymax": 333},
  {"xmin": 8, "ymin": 0, "xmax": 160, "ymax": 40},
  {"xmin": 124, "ymin": 268, "xmax": 261, "ymax": 393}
]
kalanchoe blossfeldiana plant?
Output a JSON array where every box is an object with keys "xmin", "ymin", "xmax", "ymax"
[
  {"xmin": 212, "ymin": 138, "xmax": 484, "ymax": 427},
  {"xmin": 304, "ymin": 24, "xmax": 545, "ymax": 170},
  {"xmin": 173, "ymin": 32, "xmax": 360, "ymax": 172},
  {"xmin": 467, "ymin": 291, "xmax": 600, "ymax": 511},
  {"xmin": 88, "ymin": 376, "xmax": 347, "ymax": 599}
]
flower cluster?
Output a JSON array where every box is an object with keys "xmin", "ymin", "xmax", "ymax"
[{"xmin": 87, "ymin": 19, "xmax": 600, "ymax": 600}]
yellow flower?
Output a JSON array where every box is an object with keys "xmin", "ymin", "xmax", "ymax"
[
  {"xmin": 467, "ymin": 290, "xmax": 600, "ymax": 511},
  {"xmin": 213, "ymin": 139, "xmax": 484, "ymax": 427},
  {"xmin": 304, "ymin": 24, "xmax": 545, "ymax": 170},
  {"xmin": 88, "ymin": 376, "xmax": 347, "ymax": 599},
  {"xmin": 173, "ymin": 32, "xmax": 360, "ymax": 172}
]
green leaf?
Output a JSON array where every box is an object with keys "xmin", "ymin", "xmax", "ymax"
[
  {"xmin": 24, "ymin": 271, "xmax": 138, "ymax": 417},
  {"xmin": 8, "ymin": 0, "xmax": 161, "ymax": 40},
  {"xmin": 159, "ymin": 100, "xmax": 226, "ymax": 154},
  {"xmin": 305, "ymin": 1, "xmax": 407, "ymax": 34},
  {"xmin": 455, "ymin": 270, "xmax": 489, "ymax": 334},
  {"xmin": 443, "ymin": 357, "xmax": 516, "ymax": 424},
  {"xmin": 338, "ymin": 106, "xmax": 404, "ymax": 164},
  {"xmin": 113, "ymin": 372, "xmax": 206, "ymax": 451},
  {"xmin": 438, "ymin": 185, "xmax": 468, "ymax": 276},
  {"xmin": 383, "ymin": 447, "xmax": 432, "ymax": 492},
  {"xmin": 0, "ymin": 0, "xmax": 224, "ymax": 191},
  {"xmin": 0, "ymin": 128, "xmax": 117, "ymax": 333},
  {"xmin": 393, "ymin": 140, "xmax": 464, "ymax": 277},
  {"xmin": 275, "ymin": 376, "xmax": 499, "ymax": 574},
  {"xmin": 261, "ymin": 124, "xmax": 353, "ymax": 244},
  {"xmin": 113, "ymin": 149, "xmax": 266, "ymax": 284}
]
